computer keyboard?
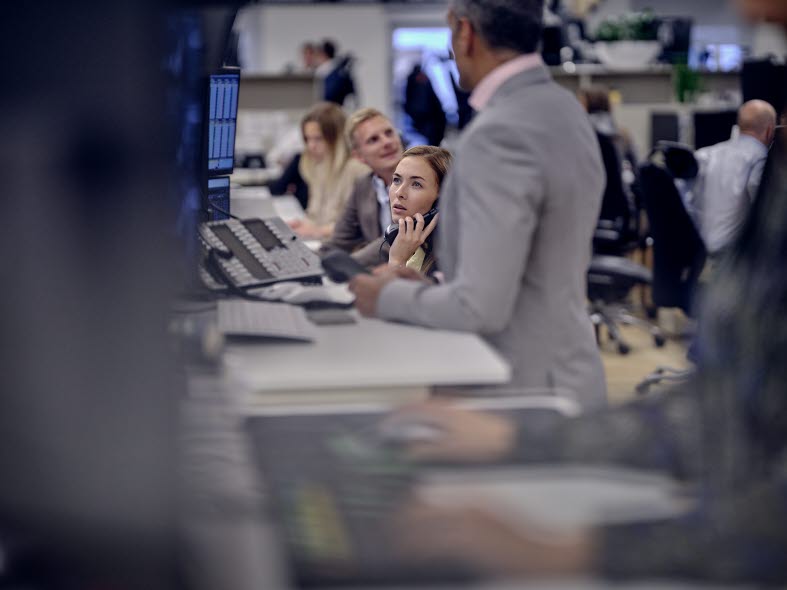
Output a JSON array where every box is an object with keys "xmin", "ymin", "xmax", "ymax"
[{"xmin": 217, "ymin": 300, "xmax": 318, "ymax": 342}]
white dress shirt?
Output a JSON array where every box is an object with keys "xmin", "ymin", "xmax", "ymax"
[
  {"xmin": 372, "ymin": 174, "xmax": 392, "ymax": 232},
  {"xmin": 692, "ymin": 133, "xmax": 768, "ymax": 255}
]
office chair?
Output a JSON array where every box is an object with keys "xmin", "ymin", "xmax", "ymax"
[
  {"xmin": 639, "ymin": 141, "xmax": 706, "ymax": 316},
  {"xmin": 634, "ymin": 142, "xmax": 707, "ymax": 393},
  {"xmin": 587, "ymin": 133, "xmax": 665, "ymax": 355},
  {"xmin": 593, "ymin": 132, "xmax": 637, "ymax": 255}
]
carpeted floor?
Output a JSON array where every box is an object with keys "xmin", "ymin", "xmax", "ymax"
[{"xmin": 598, "ymin": 312, "xmax": 692, "ymax": 404}]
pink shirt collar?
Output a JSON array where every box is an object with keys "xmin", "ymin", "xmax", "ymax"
[{"xmin": 469, "ymin": 53, "xmax": 544, "ymax": 112}]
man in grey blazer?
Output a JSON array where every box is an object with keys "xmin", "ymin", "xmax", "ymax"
[
  {"xmin": 351, "ymin": 0, "xmax": 607, "ymax": 409},
  {"xmin": 322, "ymin": 108, "xmax": 404, "ymax": 267}
]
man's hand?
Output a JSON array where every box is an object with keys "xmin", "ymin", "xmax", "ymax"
[
  {"xmin": 382, "ymin": 401, "xmax": 517, "ymax": 463},
  {"xmin": 392, "ymin": 501, "xmax": 594, "ymax": 578},
  {"xmin": 348, "ymin": 273, "xmax": 392, "ymax": 317},
  {"xmin": 349, "ymin": 265, "xmax": 430, "ymax": 317}
]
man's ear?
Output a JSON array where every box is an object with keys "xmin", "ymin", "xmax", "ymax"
[
  {"xmin": 455, "ymin": 16, "xmax": 475, "ymax": 57},
  {"xmin": 351, "ymin": 147, "xmax": 365, "ymax": 164}
]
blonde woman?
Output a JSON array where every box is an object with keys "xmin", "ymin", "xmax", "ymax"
[{"xmin": 288, "ymin": 102, "xmax": 369, "ymax": 239}]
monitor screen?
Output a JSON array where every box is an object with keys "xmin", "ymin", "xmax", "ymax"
[
  {"xmin": 207, "ymin": 176, "xmax": 231, "ymax": 221},
  {"xmin": 207, "ymin": 72, "xmax": 239, "ymax": 175}
]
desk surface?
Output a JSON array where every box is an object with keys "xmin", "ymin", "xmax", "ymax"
[
  {"xmin": 220, "ymin": 192, "xmax": 510, "ymax": 402},
  {"xmin": 223, "ymin": 312, "xmax": 511, "ymax": 394}
]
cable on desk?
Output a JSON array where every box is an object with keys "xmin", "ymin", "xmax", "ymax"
[
  {"xmin": 203, "ymin": 248, "xmax": 267, "ymax": 302},
  {"xmin": 206, "ymin": 203, "xmax": 240, "ymax": 220}
]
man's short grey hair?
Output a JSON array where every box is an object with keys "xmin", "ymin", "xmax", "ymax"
[{"xmin": 450, "ymin": 0, "xmax": 544, "ymax": 55}]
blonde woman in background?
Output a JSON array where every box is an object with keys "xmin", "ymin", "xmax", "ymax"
[{"xmin": 288, "ymin": 102, "xmax": 369, "ymax": 240}]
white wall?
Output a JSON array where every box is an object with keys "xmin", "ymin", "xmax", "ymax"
[
  {"xmin": 752, "ymin": 23, "xmax": 787, "ymax": 58},
  {"xmin": 235, "ymin": 3, "xmax": 450, "ymax": 115},
  {"xmin": 236, "ymin": 4, "xmax": 390, "ymax": 113}
]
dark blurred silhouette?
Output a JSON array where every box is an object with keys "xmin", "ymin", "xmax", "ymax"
[
  {"xmin": 404, "ymin": 64, "xmax": 447, "ymax": 147},
  {"xmin": 0, "ymin": 3, "xmax": 184, "ymax": 588}
]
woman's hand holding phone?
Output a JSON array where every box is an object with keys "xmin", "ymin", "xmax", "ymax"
[{"xmin": 388, "ymin": 212, "xmax": 439, "ymax": 268}]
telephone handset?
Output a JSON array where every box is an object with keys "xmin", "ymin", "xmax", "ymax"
[{"xmin": 383, "ymin": 207, "xmax": 438, "ymax": 246}]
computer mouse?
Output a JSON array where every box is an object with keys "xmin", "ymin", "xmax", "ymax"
[{"xmin": 377, "ymin": 418, "xmax": 446, "ymax": 445}]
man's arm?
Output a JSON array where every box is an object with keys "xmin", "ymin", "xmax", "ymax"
[
  {"xmin": 377, "ymin": 122, "xmax": 544, "ymax": 333},
  {"xmin": 389, "ymin": 384, "xmax": 702, "ymax": 478},
  {"xmin": 351, "ymin": 236, "xmax": 388, "ymax": 268}
]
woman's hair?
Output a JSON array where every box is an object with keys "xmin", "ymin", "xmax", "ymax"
[
  {"xmin": 395, "ymin": 145, "xmax": 453, "ymax": 275},
  {"xmin": 300, "ymin": 101, "xmax": 352, "ymax": 179},
  {"xmin": 345, "ymin": 107, "xmax": 386, "ymax": 149},
  {"xmin": 298, "ymin": 102, "xmax": 362, "ymax": 227},
  {"xmin": 398, "ymin": 145, "xmax": 453, "ymax": 190},
  {"xmin": 577, "ymin": 86, "xmax": 610, "ymax": 114},
  {"xmin": 301, "ymin": 102, "xmax": 347, "ymax": 154}
]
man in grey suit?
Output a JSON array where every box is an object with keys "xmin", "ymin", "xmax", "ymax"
[
  {"xmin": 350, "ymin": 0, "xmax": 607, "ymax": 408},
  {"xmin": 323, "ymin": 108, "xmax": 404, "ymax": 267}
]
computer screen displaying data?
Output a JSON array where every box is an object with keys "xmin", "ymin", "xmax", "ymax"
[{"xmin": 207, "ymin": 72, "xmax": 239, "ymax": 175}]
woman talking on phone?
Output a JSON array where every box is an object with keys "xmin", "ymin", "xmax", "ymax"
[{"xmin": 386, "ymin": 145, "xmax": 452, "ymax": 275}]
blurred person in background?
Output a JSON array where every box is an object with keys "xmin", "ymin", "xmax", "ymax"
[
  {"xmin": 578, "ymin": 85, "xmax": 639, "ymax": 250},
  {"xmin": 314, "ymin": 39, "xmax": 357, "ymax": 107},
  {"xmin": 689, "ymin": 99, "xmax": 776, "ymax": 258},
  {"xmin": 281, "ymin": 102, "xmax": 368, "ymax": 240},
  {"xmin": 577, "ymin": 85, "xmax": 638, "ymax": 168},
  {"xmin": 301, "ymin": 41, "xmax": 317, "ymax": 72}
]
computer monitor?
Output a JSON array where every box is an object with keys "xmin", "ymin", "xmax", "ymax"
[
  {"xmin": 657, "ymin": 17, "xmax": 692, "ymax": 64},
  {"xmin": 651, "ymin": 112, "xmax": 681, "ymax": 149},
  {"xmin": 207, "ymin": 176, "xmax": 231, "ymax": 220},
  {"xmin": 743, "ymin": 59, "xmax": 787, "ymax": 113},
  {"xmin": 693, "ymin": 110, "xmax": 737, "ymax": 150},
  {"xmin": 207, "ymin": 69, "xmax": 240, "ymax": 176},
  {"xmin": 167, "ymin": 7, "xmax": 240, "ymax": 265}
]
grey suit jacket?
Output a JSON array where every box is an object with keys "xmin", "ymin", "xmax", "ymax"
[
  {"xmin": 377, "ymin": 65, "xmax": 607, "ymax": 409},
  {"xmin": 324, "ymin": 172, "xmax": 388, "ymax": 267}
]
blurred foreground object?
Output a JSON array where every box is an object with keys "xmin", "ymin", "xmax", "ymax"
[{"xmin": 0, "ymin": 3, "xmax": 181, "ymax": 588}]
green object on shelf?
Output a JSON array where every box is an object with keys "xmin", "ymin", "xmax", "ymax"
[
  {"xmin": 674, "ymin": 63, "xmax": 702, "ymax": 103},
  {"xmin": 595, "ymin": 10, "xmax": 659, "ymax": 42}
]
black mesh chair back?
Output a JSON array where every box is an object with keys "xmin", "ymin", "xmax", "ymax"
[
  {"xmin": 639, "ymin": 141, "xmax": 706, "ymax": 315},
  {"xmin": 594, "ymin": 132, "xmax": 636, "ymax": 255}
]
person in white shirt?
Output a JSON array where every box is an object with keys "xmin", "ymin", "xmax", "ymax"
[{"xmin": 691, "ymin": 99, "xmax": 777, "ymax": 256}]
